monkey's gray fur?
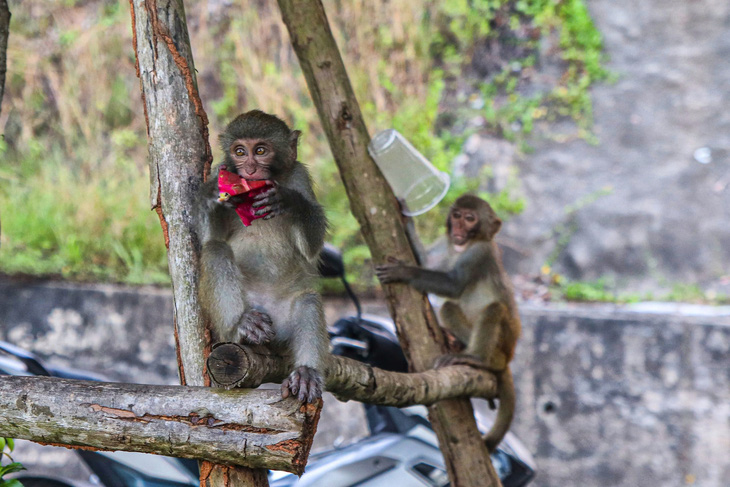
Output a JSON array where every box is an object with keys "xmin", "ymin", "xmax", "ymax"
[{"xmin": 197, "ymin": 110, "xmax": 328, "ymax": 402}]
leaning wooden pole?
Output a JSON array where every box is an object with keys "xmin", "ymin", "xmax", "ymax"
[
  {"xmin": 0, "ymin": 0, "xmax": 9, "ymax": 239},
  {"xmin": 276, "ymin": 1, "xmax": 502, "ymax": 486},
  {"xmin": 128, "ymin": 1, "xmax": 271, "ymax": 485},
  {"xmin": 0, "ymin": 0, "xmax": 9, "ymax": 112}
]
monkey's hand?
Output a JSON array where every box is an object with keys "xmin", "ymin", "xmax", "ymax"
[
  {"xmin": 281, "ymin": 365, "xmax": 323, "ymax": 403},
  {"xmin": 375, "ymin": 257, "xmax": 414, "ymax": 284},
  {"xmin": 235, "ymin": 309, "xmax": 275, "ymax": 345},
  {"xmin": 252, "ymin": 186, "xmax": 286, "ymax": 219}
]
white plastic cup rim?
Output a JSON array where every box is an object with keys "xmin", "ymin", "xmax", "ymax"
[{"xmin": 402, "ymin": 171, "xmax": 451, "ymax": 216}]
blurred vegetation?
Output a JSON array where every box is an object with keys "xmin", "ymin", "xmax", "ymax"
[
  {"xmin": 548, "ymin": 277, "xmax": 729, "ymax": 304},
  {"xmin": 0, "ymin": 0, "xmax": 607, "ymax": 288},
  {"xmin": 0, "ymin": 437, "xmax": 24, "ymax": 487}
]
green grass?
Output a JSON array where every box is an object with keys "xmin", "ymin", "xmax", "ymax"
[
  {"xmin": 0, "ymin": 145, "xmax": 169, "ymax": 284},
  {"xmin": 550, "ymin": 277, "xmax": 727, "ymax": 304}
]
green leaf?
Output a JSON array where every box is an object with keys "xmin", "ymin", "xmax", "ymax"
[
  {"xmin": 0, "ymin": 479, "xmax": 26, "ymax": 487},
  {"xmin": 5, "ymin": 439, "xmax": 13, "ymax": 452},
  {"xmin": 0, "ymin": 462, "xmax": 25, "ymax": 476}
]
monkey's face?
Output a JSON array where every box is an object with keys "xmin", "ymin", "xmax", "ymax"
[
  {"xmin": 228, "ymin": 138, "xmax": 277, "ymax": 180},
  {"xmin": 449, "ymin": 207, "xmax": 479, "ymax": 246}
]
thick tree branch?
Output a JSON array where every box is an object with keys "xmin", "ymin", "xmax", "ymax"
[
  {"xmin": 129, "ymin": 0, "xmax": 209, "ymax": 388},
  {"xmin": 208, "ymin": 343, "xmax": 497, "ymax": 406},
  {"xmin": 0, "ymin": 0, "xmax": 8, "ymax": 113},
  {"xmin": 129, "ymin": 1, "xmax": 278, "ymax": 485},
  {"xmin": 0, "ymin": 376, "xmax": 319, "ymax": 475},
  {"xmin": 0, "ymin": 0, "xmax": 9, "ymax": 242}
]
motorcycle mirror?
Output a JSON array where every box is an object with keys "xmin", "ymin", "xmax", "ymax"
[{"xmin": 318, "ymin": 244, "xmax": 345, "ymax": 278}]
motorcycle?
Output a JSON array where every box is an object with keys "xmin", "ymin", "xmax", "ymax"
[{"xmin": 0, "ymin": 245, "xmax": 535, "ymax": 487}]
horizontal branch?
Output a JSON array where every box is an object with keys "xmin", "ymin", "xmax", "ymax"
[
  {"xmin": 207, "ymin": 343, "xmax": 497, "ymax": 406},
  {"xmin": 0, "ymin": 376, "xmax": 319, "ymax": 475}
]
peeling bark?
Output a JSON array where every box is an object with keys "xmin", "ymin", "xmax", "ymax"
[
  {"xmin": 129, "ymin": 0, "xmax": 208, "ymax": 388},
  {"xmin": 128, "ymin": 1, "xmax": 271, "ymax": 485},
  {"xmin": 277, "ymin": 1, "xmax": 502, "ymax": 485},
  {"xmin": 0, "ymin": 0, "xmax": 9, "ymax": 241},
  {"xmin": 208, "ymin": 343, "xmax": 497, "ymax": 406},
  {"xmin": 0, "ymin": 376, "xmax": 318, "ymax": 475},
  {"xmin": 0, "ymin": 0, "xmax": 8, "ymax": 114}
]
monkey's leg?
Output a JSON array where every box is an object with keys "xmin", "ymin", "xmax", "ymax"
[
  {"xmin": 200, "ymin": 241, "xmax": 248, "ymax": 341},
  {"xmin": 468, "ymin": 302, "xmax": 508, "ymax": 371},
  {"xmin": 199, "ymin": 241, "xmax": 274, "ymax": 344},
  {"xmin": 434, "ymin": 302, "xmax": 491, "ymax": 369},
  {"xmin": 439, "ymin": 301, "xmax": 472, "ymax": 346},
  {"xmin": 279, "ymin": 292, "xmax": 327, "ymax": 403}
]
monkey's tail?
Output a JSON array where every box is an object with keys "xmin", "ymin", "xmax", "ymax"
[{"xmin": 483, "ymin": 367, "xmax": 515, "ymax": 453}]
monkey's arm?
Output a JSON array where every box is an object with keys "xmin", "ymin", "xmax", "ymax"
[
  {"xmin": 375, "ymin": 263, "xmax": 467, "ymax": 298},
  {"xmin": 376, "ymin": 243, "xmax": 488, "ymax": 298},
  {"xmin": 403, "ymin": 215, "xmax": 428, "ymax": 266},
  {"xmin": 394, "ymin": 196, "xmax": 428, "ymax": 266}
]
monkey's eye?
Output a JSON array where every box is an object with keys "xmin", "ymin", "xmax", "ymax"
[
  {"xmin": 234, "ymin": 147, "xmax": 245, "ymax": 157},
  {"xmin": 465, "ymin": 215, "xmax": 476, "ymax": 223},
  {"xmin": 255, "ymin": 147, "xmax": 266, "ymax": 155}
]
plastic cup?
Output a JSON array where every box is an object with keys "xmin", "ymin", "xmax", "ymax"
[{"xmin": 368, "ymin": 129, "xmax": 450, "ymax": 216}]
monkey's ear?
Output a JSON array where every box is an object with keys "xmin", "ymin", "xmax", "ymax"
[
  {"xmin": 289, "ymin": 130, "xmax": 302, "ymax": 161},
  {"xmin": 486, "ymin": 217, "xmax": 502, "ymax": 241}
]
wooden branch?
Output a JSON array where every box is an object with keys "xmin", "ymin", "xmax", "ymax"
[
  {"xmin": 276, "ymin": 1, "xmax": 501, "ymax": 486},
  {"xmin": 0, "ymin": 0, "xmax": 9, "ymax": 113},
  {"xmin": 0, "ymin": 376, "xmax": 318, "ymax": 475},
  {"xmin": 208, "ymin": 343, "xmax": 497, "ymax": 406},
  {"xmin": 129, "ymin": 1, "xmax": 277, "ymax": 485},
  {"xmin": 129, "ymin": 0, "xmax": 211, "ymax": 388}
]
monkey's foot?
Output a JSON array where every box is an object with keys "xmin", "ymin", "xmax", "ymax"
[
  {"xmin": 434, "ymin": 353, "xmax": 488, "ymax": 370},
  {"xmin": 236, "ymin": 309, "xmax": 275, "ymax": 345},
  {"xmin": 442, "ymin": 329, "xmax": 466, "ymax": 353},
  {"xmin": 281, "ymin": 366, "xmax": 323, "ymax": 403}
]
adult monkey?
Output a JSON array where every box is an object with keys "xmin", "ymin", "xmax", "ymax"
[
  {"xmin": 375, "ymin": 194, "xmax": 520, "ymax": 452},
  {"xmin": 197, "ymin": 110, "xmax": 328, "ymax": 403}
]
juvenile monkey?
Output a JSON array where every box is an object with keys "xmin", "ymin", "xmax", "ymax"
[
  {"xmin": 197, "ymin": 110, "xmax": 328, "ymax": 403},
  {"xmin": 375, "ymin": 194, "xmax": 520, "ymax": 452}
]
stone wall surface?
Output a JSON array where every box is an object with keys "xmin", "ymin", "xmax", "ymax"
[
  {"xmin": 512, "ymin": 304, "xmax": 730, "ymax": 487},
  {"xmin": 469, "ymin": 0, "xmax": 730, "ymax": 295},
  {"xmin": 0, "ymin": 279, "xmax": 728, "ymax": 486}
]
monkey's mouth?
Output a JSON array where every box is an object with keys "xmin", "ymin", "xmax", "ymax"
[{"xmin": 452, "ymin": 234, "xmax": 468, "ymax": 244}]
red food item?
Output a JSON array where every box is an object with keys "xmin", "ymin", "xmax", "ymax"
[{"xmin": 217, "ymin": 168, "xmax": 274, "ymax": 226}]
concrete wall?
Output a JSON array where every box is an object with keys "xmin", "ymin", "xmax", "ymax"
[
  {"xmin": 512, "ymin": 304, "xmax": 730, "ymax": 487},
  {"xmin": 0, "ymin": 278, "xmax": 728, "ymax": 486}
]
